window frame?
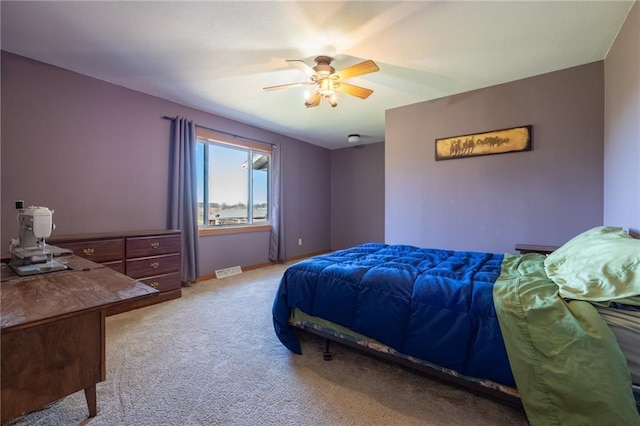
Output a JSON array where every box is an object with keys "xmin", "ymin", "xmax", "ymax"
[{"xmin": 195, "ymin": 126, "xmax": 272, "ymax": 235}]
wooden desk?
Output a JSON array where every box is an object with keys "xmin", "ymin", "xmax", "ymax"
[{"xmin": 1, "ymin": 255, "xmax": 157, "ymax": 423}]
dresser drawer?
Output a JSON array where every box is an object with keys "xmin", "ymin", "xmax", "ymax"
[
  {"xmin": 126, "ymin": 254, "xmax": 180, "ymax": 279},
  {"xmin": 139, "ymin": 272, "xmax": 181, "ymax": 292},
  {"xmin": 55, "ymin": 239, "xmax": 124, "ymax": 263},
  {"xmin": 126, "ymin": 234, "xmax": 181, "ymax": 258}
]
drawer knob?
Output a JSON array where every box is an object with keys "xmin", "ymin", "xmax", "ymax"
[
  {"xmin": 149, "ymin": 281, "xmax": 159, "ymax": 289},
  {"xmin": 150, "ymin": 261, "xmax": 160, "ymax": 269},
  {"xmin": 151, "ymin": 242, "xmax": 160, "ymax": 249},
  {"xmin": 83, "ymin": 248, "xmax": 95, "ymax": 256}
]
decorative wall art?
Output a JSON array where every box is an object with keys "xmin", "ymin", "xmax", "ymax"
[{"xmin": 435, "ymin": 125, "xmax": 532, "ymax": 161}]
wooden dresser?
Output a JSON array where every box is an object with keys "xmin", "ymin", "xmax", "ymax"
[{"xmin": 49, "ymin": 229, "xmax": 181, "ymax": 315}]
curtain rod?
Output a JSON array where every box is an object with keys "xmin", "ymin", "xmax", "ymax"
[{"xmin": 160, "ymin": 115, "xmax": 276, "ymax": 148}]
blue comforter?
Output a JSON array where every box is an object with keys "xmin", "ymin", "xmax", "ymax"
[{"xmin": 272, "ymin": 243, "xmax": 515, "ymax": 387}]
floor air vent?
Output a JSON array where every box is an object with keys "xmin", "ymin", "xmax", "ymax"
[{"xmin": 215, "ymin": 266, "xmax": 243, "ymax": 279}]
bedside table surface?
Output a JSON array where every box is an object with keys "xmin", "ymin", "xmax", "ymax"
[{"xmin": 515, "ymin": 244, "xmax": 560, "ymax": 255}]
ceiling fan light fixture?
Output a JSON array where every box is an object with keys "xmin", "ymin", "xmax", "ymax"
[
  {"xmin": 319, "ymin": 78, "xmax": 335, "ymax": 96},
  {"xmin": 264, "ymin": 55, "xmax": 379, "ymax": 109}
]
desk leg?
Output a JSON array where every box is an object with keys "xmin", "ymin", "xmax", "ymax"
[{"xmin": 84, "ymin": 385, "xmax": 97, "ymax": 417}]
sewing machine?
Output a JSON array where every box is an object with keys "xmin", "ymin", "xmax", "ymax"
[{"xmin": 9, "ymin": 201, "xmax": 70, "ymax": 276}]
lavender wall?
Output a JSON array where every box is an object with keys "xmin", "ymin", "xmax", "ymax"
[
  {"xmin": 385, "ymin": 62, "xmax": 605, "ymax": 254},
  {"xmin": 604, "ymin": 2, "xmax": 639, "ymax": 236},
  {"xmin": 330, "ymin": 143, "xmax": 385, "ymax": 249},
  {"xmin": 1, "ymin": 51, "xmax": 331, "ymax": 275},
  {"xmin": 280, "ymin": 137, "xmax": 332, "ymax": 258}
]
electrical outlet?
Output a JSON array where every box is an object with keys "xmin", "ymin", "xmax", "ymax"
[{"xmin": 298, "ymin": 238, "xmax": 303, "ymax": 246}]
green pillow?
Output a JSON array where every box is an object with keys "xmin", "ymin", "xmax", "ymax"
[{"xmin": 544, "ymin": 226, "xmax": 640, "ymax": 301}]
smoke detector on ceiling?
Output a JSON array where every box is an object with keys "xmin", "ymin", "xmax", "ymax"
[{"xmin": 347, "ymin": 134, "xmax": 360, "ymax": 144}]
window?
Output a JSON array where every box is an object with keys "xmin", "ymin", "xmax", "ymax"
[{"xmin": 196, "ymin": 127, "xmax": 270, "ymax": 228}]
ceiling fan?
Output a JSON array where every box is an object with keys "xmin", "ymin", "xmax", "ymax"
[{"xmin": 263, "ymin": 56, "xmax": 379, "ymax": 108}]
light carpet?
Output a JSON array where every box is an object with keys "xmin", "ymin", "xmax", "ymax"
[{"xmin": 4, "ymin": 262, "xmax": 528, "ymax": 425}]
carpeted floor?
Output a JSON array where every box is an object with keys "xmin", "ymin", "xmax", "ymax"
[{"xmin": 4, "ymin": 263, "xmax": 528, "ymax": 425}]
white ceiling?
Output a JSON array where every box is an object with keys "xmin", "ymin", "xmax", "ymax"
[{"xmin": 0, "ymin": 1, "xmax": 634, "ymax": 149}]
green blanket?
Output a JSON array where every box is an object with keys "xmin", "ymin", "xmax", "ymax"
[{"xmin": 494, "ymin": 253, "xmax": 640, "ymax": 425}]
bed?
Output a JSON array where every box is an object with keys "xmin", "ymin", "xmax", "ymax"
[{"xmin": 272, "ymin": 226, "xmax": 640, "ymax": 425}]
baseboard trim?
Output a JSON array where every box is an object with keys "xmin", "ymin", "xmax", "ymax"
[{"xmin": 196, "ymin": 249, "xmax": 331, "ymax": 282}]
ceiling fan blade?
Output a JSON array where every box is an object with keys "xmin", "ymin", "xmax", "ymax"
[
  {"xmin": 286, "ymin": 59, "xmax": 317, "ymax": 78},
  {"xmin": 334, "ymin": 60, "xmax": 379, "ymax": 81},
  {"xmin": 263, "ymin": 81, "xmax": 314, "ymax": 91},
  {"xmin": 335, "ymin": 82, "xmax": 374, "ymax": 99},
  {"xmin": 305, "ymin": 92, "xmax": 321, "ymax": 108}
]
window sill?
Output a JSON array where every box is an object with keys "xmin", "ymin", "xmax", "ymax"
[{"xmin": 199, "ymin": 224, "xmax": 271, "ymax": 237}]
